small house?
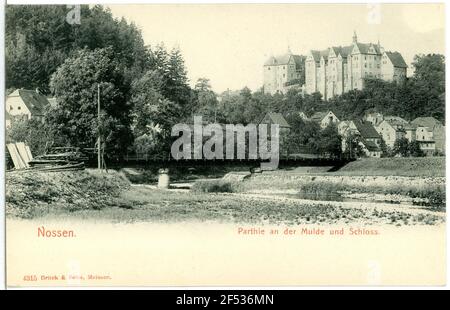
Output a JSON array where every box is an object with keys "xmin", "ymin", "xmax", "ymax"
[
  {"xmin": 310, "ymin": 110, "xmax": 340, "ymax": 129},
  {"xmin": 6, "ymin": 89, "xmax": 49, "ymax": 121}
]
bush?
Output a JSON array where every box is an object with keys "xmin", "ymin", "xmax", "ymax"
[{"xmin": 192, "ymin": 180, "xmax": 237, "ymax": 193}]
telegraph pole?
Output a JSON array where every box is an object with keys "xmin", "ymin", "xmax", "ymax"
[{"xmin": 97, "ymin": 84, "xmax": 101, "ymax": 170}]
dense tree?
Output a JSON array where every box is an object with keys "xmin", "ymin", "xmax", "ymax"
[
  {"xmin": 6, "ymin": 5, "xmax": 150, "ymax": 93},
  {"xmin": 6, "ymin": 118, "xmax": 61, "ymax": 156},
  {"xmin": 342, "ymin": 133, "xmax": 365, "ymax": 159},
  {"xmin": 193, "ymin": 78, "xmax": 219, "ymax": 122},
  {"xmin": 393, "ymin": 137, "xmax": 410, "ymax": 157},
  {"xmin": 316, "ymin": 124, "xmax": 342, "ymax": 158},
  {"xmin": 408, "ymin": 141, "xmax": 425, "ymax": 157},
  {"xmin": 48, "ymin": 48, "xmax": 132, "ymax": 154},
  {"xmin": 284, "ymin": 114, "xmax": 320, "ymax": 153}
]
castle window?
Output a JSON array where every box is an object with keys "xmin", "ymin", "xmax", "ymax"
[
  {"xmin": 283, "ymin": 74, "xmax": 285, "ymax": 78},
  {"xmin": 9, "ymin": 106, "xmax": 13, "ymax": 110},
  {"xmin": 283, "ymin": 66, "xmax": 285, "ymax": 69},
  {"xmin": 18, "ymin": 106, "xmax": 21, "ymax": 110},
  {"xmin": 268, "ymin": 67, "xmax": 270, "ymax": 70}
]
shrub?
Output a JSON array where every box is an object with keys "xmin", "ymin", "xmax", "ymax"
[{"xmin": 192, "ymin": 180, "xmax": 237, "ymax": 193}]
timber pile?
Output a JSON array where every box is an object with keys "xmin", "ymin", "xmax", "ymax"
[
  {"xmin": 6, "ymin": 145, "xmax": 89, "ymax": 172},
  {"xmin": 28, "ymin": 147, "xmax": 88, "ymax": 170}
]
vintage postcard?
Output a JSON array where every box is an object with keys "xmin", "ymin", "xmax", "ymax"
[{"xmin": 3, "ymin": 2, "xmax": 446, "ymax": 287}]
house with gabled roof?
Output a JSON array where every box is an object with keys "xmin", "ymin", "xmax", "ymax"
[
  {"xmin": 375, "ymin": 116, "xmax": 408, "ymax": 148},
  {"xmin": 381, "ymin": 51, "xmax": 408, "ymax": 82},
  {"xmin": 411, "ymin": 117, "xmax": 444, "ymax": 154},
  {"xmin": 309, "ymin": 110, "xmax": 340, "ymax": 129},
  {"xmin": 260, "ymin": 112, "xmax": 291, "ymax": 130},
  {"xmin": 339, "ymin": 119, "xmax": 382, "ymax": 157},
  {"xmin": 6, "ymin": 89, "xmax": 49, "ymax": 121}
]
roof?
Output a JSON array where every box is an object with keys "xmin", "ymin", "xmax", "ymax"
[
  {"xmin": 403, "ymin": 124, "xmax": 417, "ymax": 131},
  {"xmin": 264, "ymin": 53, "xmax": 305, "ymax": 68},
  {"xmin": 310, "ymin": 49, "xmax": 330, "ymax": 63},
  {"xmin": 310, "ymin": 111, "xmax": 328, "ymax": 122},
  {"xmin": 310, "ymin": 110, "xmax": 338, "ymax": 122},
  {"xmin": 8, "ymin": 89, "xmax": 49, "ymax": 115},
  {"xmin": 330, "ymin": 45, "xmax": 354, "ymax": 58},
  {"xmin": 384, "ymin": 51, "xmax": 408, "ymax": 68},
  {"xmin": 384, "ymin": 116, "xmax": 409, "ymax": 126},
  {"xmin": 292, "ymin": 55, "xmax": 306, "ymax": 68},
  {"xmin": 260, "ymin": 112, "xmax": 291, "ymax": 128},
  {"xmin": 411, "ymin": 117, "xmax": 443, "ymax": 129},
  {"xmin": 362, "ymin": 139, "xmax": 381, "ymax": 152},
  {"xmin": 355, "ymin": 42, "xmax": 382, "ymax": 55},
  {"xmin": 352, "ymin": 120, "xmax": 381, "ymax": 139}
]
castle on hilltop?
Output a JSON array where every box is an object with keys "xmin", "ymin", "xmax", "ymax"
[{"xmin": 263, "ymin": 32, "xmax": 408, "ymax": 100}]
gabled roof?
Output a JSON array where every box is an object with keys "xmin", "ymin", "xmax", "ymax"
[
  {"xmin": 8, "ymin": 89, "xmax": 49, "ymax": 116},
  {"xmin": 310, "ymin": 110, "xmax": 338, "ymax": 122},
  {"xmin": 330, "ymin": 45, "xmax": 353, "ymax": 59},
  {"xmin": 264, "ymin": 53, "xmax": 305, "ymax": 68},
  {"xmin": 411, "ymin": 117, "xmax": 442, "ymax": 129},
  {"xmin": 291, "ymin": 55, "xmax": 306, "ymax": 68},
  {"xmin": 352, "ymin": 120, "xmax": 381, "ymax": 139},
  {"xmin": 384, "ymin": 52, "xmax": 408, "ymax": 68},
  {"xmin": 310, "ymin": 111, "xmax": 328, "ymax": 122},
  {"xmin": 404, "ymin": 123, "xmax": 417, "ymax": 131},
  {"xmin": 310, "ymin": 49, "xmax": 330, "ymax": 62},
  {"xmin": 260, "ymin": 112, "xmax": 291, "ymax": 128},
  {"xmin": 384, "ymin": 116, "xmax": 409, "ymax": 126},
  {"xmin": 362, "ymin": 139, "xmax": 381, "ymax": 152},
  {"xmin": 354, "ymin": 42, "xmax": 382, "ymax": 55}
]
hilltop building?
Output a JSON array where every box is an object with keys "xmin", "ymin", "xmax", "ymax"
[
  {"xmin": 304, "ymin": 32, "xmax": 407, "ymax": 100},
  {"xmin": 263, "ymin": 49, "xmax": 306, "ymax": 95}
]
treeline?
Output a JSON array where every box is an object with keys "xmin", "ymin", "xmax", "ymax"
[{"xmin": 6, "ymin": 5, "xmax": 202, "ymax": 156}]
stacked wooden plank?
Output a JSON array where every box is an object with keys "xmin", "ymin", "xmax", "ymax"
[
  {"xmin": 6, "ymin": 144, "xmax": 86, "ymax": 172},
  {"xmin": 6, "ymin": 142, "xmax": 33, "ymax": 169}
]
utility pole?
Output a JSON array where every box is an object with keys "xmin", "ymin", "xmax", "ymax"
[{"xmin": 97, "ymin": 84, "xmax": 101, "ymax": 170}]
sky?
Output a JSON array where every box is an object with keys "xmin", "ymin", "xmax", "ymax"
[{"xmin": 108, "ymin": 3, "xmax": 445, "ymax": 93}]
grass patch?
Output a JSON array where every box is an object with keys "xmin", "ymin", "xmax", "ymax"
[
  {"xmin": 192, "ymin": 179, "xmax": 238, "ymax": 193},
  {"xmin": 336, "ymin": 157, "xmax": 445, "ymax": 177},
  {"xmin": 6, "ymin": 169, "xmax": 130, "ymax": 219}
]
